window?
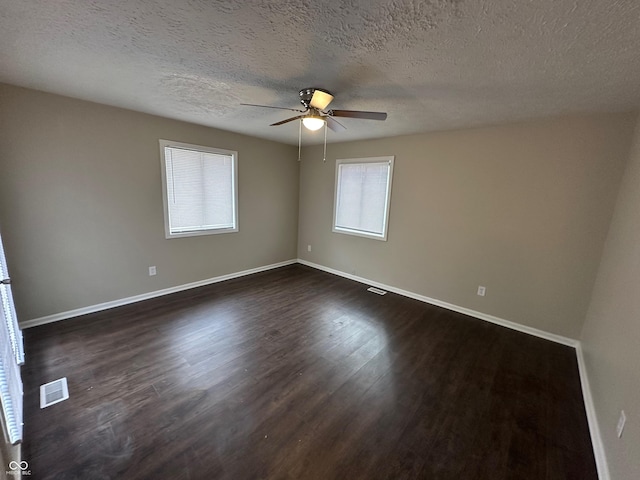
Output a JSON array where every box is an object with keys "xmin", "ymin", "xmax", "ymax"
[
  {"xmin": 0, "ymin": 231, "xmax": 24, "ymax": 445},
  {"xmin": 333, "ymin": 156, "xmax": 394, "ymax": 241},
  {"xmin": 160, "ymin": 140, "xmax": 238, "ymax": 238}
]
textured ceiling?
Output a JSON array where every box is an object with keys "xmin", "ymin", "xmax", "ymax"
[{"xmin": 1, "ymin": 0, "xmax": 639, "ymax": 145}]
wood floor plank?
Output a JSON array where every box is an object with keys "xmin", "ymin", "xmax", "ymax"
[{"xmin": 21, "ymin": 264, "xmax": 598, "ymax": 479}]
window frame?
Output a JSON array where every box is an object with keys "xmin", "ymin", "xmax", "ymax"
[
  {"xmin": 159, "ymin": 139, "xmax": 239, "ymax": 239},
  {"xmin": 332, "ymin": 155, "xmax": 395, "ymax": 241}
]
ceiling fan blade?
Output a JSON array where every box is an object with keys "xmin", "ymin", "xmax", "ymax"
[
  {"xmin": 329, "ymin": 110, "xmax": 387, "ymax": 121},
  {"xmin": 241, "ymin": 103, "xmax": 306, "ymax": 113},
  {"xmin": 326, "ymin": 116, "xmax": 346, "ymax": 132},
  {"xmin": 270, "ymin": 115, "xmax": 305, "ymax": 126},
  {"xmin": 309, "ymin": 90, "xmax": 334, "ymax": 110}
]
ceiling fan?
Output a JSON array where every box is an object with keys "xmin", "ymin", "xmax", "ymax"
[{"xmin": 241, "ymin": 88, "xmax": 387, "ymax": 132}]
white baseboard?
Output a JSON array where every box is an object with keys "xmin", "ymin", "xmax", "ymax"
[
  {"xmin": 575, "ymin": 343, "xmax": 610, "ymax": 480},
  {"xmin": 20, "ymin": 259, "xmax": 297, "ymax": 329},
  {"xmin": 24, "ymin": 257, "xmax": 579, "ymax": 345},
  {"xmin": 297, "ymin": 259, "xmax": 578, "ymax": 347}
]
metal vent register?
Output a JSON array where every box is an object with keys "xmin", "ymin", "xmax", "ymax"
[
  {"xmin": 367, "ymin": 287, "xmax": 387, "ymax": 295},
  {"xmin": 40, "ymin": 377, "xmax": 69, "ymax": 408}
]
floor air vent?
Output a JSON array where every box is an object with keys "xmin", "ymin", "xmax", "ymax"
[
  {"xmin": 40, "ymin": 377, "xmax": 69, "ymax": 409},
  {"xmin": 367, "ymin": 287, "xmax": 387, "ymax": 295}
]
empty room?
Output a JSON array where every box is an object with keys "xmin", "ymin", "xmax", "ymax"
[{"xmin": 0, "ymin": 0, "xmax": 639, "ymax": 479}]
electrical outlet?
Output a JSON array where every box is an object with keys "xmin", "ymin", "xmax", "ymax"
[
  {"xmin": 477, "ymin": 286, "xmax": 486, "ymax": 296},
  {"xmin": 616, "ymin": 410, "xmax": 626, "ymax": 438},
  {"xmin": 307, "ymin": 245, "xmax": 312, "ymax": 252},
  {"xmin": 149, "ymin": 266, "xmax": 157, "ymax": 276}
]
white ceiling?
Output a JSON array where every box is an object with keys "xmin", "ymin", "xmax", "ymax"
[{"xmin": 1, "ymin": 0, "xmax": 639, "ymax": 145}]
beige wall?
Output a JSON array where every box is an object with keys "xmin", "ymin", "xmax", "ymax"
[
  {"xmin": 0, "ymin": 83, "xmax": 299, "ymax": 321},
  {"xmin": 580, "ymin": 117, "xmax": 640, "ymax": 480},
  {"xmin": 298, "ymin": 113, "xmax": 636, "ymax": 338}
]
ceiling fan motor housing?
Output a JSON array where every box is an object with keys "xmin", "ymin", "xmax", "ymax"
[{"xmin": 299, "ymin": 88, "xmax": 331, "ymax": 109}]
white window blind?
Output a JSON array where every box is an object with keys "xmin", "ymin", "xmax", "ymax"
[
  {"xmin": 160, "ymin": 141, "xmax": 238, "ymax": 238},
  {"xmin": 0, "ymin": 233, "xmax": 24, "ymax": 445},
  {"xmin": 333, "ymin": 156, "xmax": 394, "ymax": 240}
]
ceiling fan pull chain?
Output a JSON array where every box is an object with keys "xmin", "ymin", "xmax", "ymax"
[
  {"xmin": 298, "ymin": 119, "xmax": 302, "ymax": 162},
  {"xmin": 323, "ymin": 121, "xmax": 327, "ymax": 162}
]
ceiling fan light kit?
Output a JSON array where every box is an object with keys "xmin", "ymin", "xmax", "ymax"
[{"xmin": 302, "ymin": 115, "xmax": 325, "ymax": 131}]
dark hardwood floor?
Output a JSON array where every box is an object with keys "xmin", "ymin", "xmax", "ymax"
[{"xmin": 21, "ymin": 264, "xmax": 597, "ymax": 479}]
